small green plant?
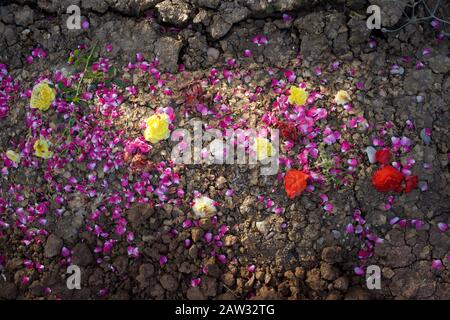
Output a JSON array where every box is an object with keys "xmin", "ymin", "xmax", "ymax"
[{"xmin": 382, "ymin": 0, "xmax": 449, "ymax": 35}]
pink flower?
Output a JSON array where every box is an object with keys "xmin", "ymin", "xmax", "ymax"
[
  {"xmin": 217, "ymin": 254, "xmax": 227, "ymax": 264},
  {"xmin": 81, "ymin": 20, "xmax": 90, "ymax": 29},
  {"xmin": 251, "ymin": 35, "xmax": 268, "ymax": 46},
  {"xmin": 431, "ymin": 259, "xmax": 443, "ymax": 270},
  {"xmin": 159, "ymin": 255, "xmax": 168, "ymax": 266},
  {"xmin": 243, "ymin": 49, "xmax": 253, "ymax": 57},
  {"xmin": 437, "ymin": 222, "xmax": 448, "ymax": 232},
  {"xmin": 354, "ymin": 266, "xmax": 365, "ymax": 276},
  {"xmin": 191, "ymin": 278, "xmax": 201, "ymax": 287},
  {"xmin": 127, "ymin": 246, "xmax": 139, "ymax": 258}
]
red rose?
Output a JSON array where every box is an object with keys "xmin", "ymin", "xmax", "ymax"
[
  {"xmin": 372, "ymin": 165, "xmax": 404, "ymax": 192},
  {"xmin": 404, "ymin": 175, "xmax": 418, "ymax": 193},
  {"xmin": 375, "ymin": 149, "xmax": 391, "ymax": 164},
  {"xmin": 284, "ymin": 169, "xmax": 309, "ymax": 199},
  {"xmin": 277, "ymin": 121, "xmax": 298, "ymax": 141}
]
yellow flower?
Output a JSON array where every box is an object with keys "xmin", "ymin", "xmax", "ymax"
[
  {"xmin": 144, "ymin": 113, "xmax": 170, "ymax": 144},
  {"xmin": 288, "ymin": 86, "xmax": 308, "ymax": 106},
  {"xmin": 254, "ymin": 137, "xmax": 273, "ymax": 161},
  {"xmin": 6, "ymin": 150, "xmax": 21, "ymax": 163},
  {"xmin": 192, "ymin": 196, "xmax": 216, "ymax": 218},
  {"xmin": 30, "ymin": 81, "xmax": 56, "ymax": 111},
  {"xmin": 33, "ymin": 136, "xmax": 53, "ymax": 159},
  {"xmin": 335, "ymin": 90, "xmax": 351, "ymax": 105}
]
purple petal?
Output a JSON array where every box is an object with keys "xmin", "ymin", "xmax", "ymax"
[
  {"xmin": 389, "ymin": 217, "xmax": 400, "ymax": 225},
  {"xmin": 431, "ymin": 259, "xmax": 443, "ymax": 270},
  {"xmin": 437, "ymin": 222, "xmax": 448, "ymax": 232},
  {"xmin": 354, "ymin": 266, "xmax": 365, "ymax": 276}
]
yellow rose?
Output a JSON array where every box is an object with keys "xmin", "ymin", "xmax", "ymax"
[
  {"xmin": 33, "ymin": 136, "xmax": 53, "ymax": 159},
  {"xmin": 6, "ymin": 150, "xmax": 21, "ymax": 163},
  {"xmin": 192, "ymin": 196, "xmax": 216, "ymax": 218},
  {"xmin": 30, "ymin": 81, "xmax": 56, "ymax": 111},
  {"xmin": 335, "ymin": 90, "xmax": 351, "ymax": 105},
  {"xmin": 144, "ymin": 113, "xmax": 170, "ymax": 144},
  {"xmin": 288, "ymin": 86, "xmax": 308, "ymax": 106},
  {"xmin": 255, "ymin": 137, "xmax": 273, "ymax": 161}
]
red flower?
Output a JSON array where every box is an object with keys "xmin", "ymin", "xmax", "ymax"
[
  {"xmin": 372, "ymin": 165, "xmax": 404, "ymax": 192},
  {"xmin": 404, "ymin": 175, "xmax": 418, "ymax": 193},
  {"xmin": 375, "ymin": 149, "xmax": 391, "ymax": 164},
  {"xmin": 277, "ymin": 121, "xmax": 298, "ymax": 141},
  {"xmin": 284, "ymin": 169, "xmax": 309, "ymax": 199}
]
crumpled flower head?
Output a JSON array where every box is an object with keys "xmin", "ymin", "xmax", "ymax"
[
  {"xmin": 254, "ymin": 137, "xmax": 274, "ymax": 161},
  {"xmin": 144, "ymin": 113, "xmax": 170, "ymax": 144},
  {"xmin": 288, "ymin": 86, "xmax": 308, "ymax": 106},
  {"xmin": 192, "ymin": 196, "xmax": 216, "ymax": 218},
  {"xmin": 334, "ymin": 90, "xmax": 351, "ymax": 105},
  {"xmin": 6, "ymin": 150, "xmax": 21, "ymax": 163},
  {"xmin": 33, "ymin": 136, "xmax": 53, "ymax": 159},
  {"xmin": 30, "ymin": 81, "xmax": 56, "ymax": 111},
  {"xmin": 372, "ymin": 165, "xmax": 404, "ymax": 192},
  {"xmin": 284, "ymin": 169, "xmax": 309, "ymax": 199}
]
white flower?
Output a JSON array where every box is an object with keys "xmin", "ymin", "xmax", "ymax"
[
  {"xmin": 334, "ymin": 90, "xmax": 351, "ymax": 105},
  {"xmin": 192, "ymin": 196, "xmax": 216, "ymax": 218}
]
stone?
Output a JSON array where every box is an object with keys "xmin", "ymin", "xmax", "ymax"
[
  {"xmin": 321, "ymin": 246, "xmax": 343, "ymax": 264},
  {"xmin": 207, "ymin": 47, "xmax": 220, "ymax": 62},
  {"xmin": 388, "ymin": 261, "xmax": 436, "ymax": 299},
  {"xmin": 256, "ymin": 220, "xmax": 269, "ymax": 235},
  {"xmin": 136, "ymin": 264, "xmax": 155, "ymax": 287},
  {"xmin": 72, "ymin": 243, "xmax": 94, "ymax": 267},
  {"xmin": 370, "ymin": 0, "xmax": 406, "ymax": 27},
  {"xmin": 294, "ymin": 12, "xmax": 325, "ymax": 35},
  {"xmin": 222, "ymin": 272, "xmax": 235, "ymax": 287},
  {"xmin": 200, "ymin": 276, "xmax": 217, "ymax": 297},
  {"xmin": 110, "ymin": 0, "xmax": 163, "ymax": 15},
  {"xmin": 81, "ymin": 0, "xmax": 109, "ymax": 13},
  {"xmin": 223, "ymin": 235, "xmax": 237, "ymax": 246},
  {"xmin": 344, "ymin": 286, "xmax": 370, "ymax": 300},
  {"xmin": 160, "ymin": 274, "xmax": 178, "ymax": 291},
  {"xmin": 127, "ymin": 203, "xmax": 154, "ymax": 229},
  {"xmin": 44, "ymin": 234, "xmax": 63, "ymax": 258},
  {"xmin": 320, "ymin": 262, "xmax": 338, "ymax": 281},
  {"xmin": 239, "ymin": 196, "xmax": 255, "ymax": 214},
  {"xmin": 365, "ymin": 146, "xmax": 377, "ymax": 163},
  {"xmin": 348, "ymin": 18, "xmax": 371, "ymax": 45},
  {"xmin": 186, "ymin": 286, "xmax": 206, "ymax": 299},
  {"xmin": 385, "ymin": 245, "xmax": 414, "ymax": 268},
  {"xmin": 404, "ymin": 69, "xmax": 435, "ymax": 93},
  {"xmin": 428, "ymin": 55, "xmax": 450, "ymax": 74},
  {"xmin": 156, "ymin": 0, "xmax": 193, "ymax": 26},
  {"xmin": 198, "ymin": 0, "xmax": 220, "ymax": 9},
  {"xmin": 300, "ymin": 33, "xmax": 330, "ymax": 60},
  {"xmin": 333, "ymin": 276, "xmax": 349, "ymax": 291},
  {"xmin": 154, "ymin": 36, "xmax": 183, "ymax": 73},
  {"xmin": 305, "ymin": 268, "xmax": 326, "ymax": 291},
  {"xmin": 93, "ymin": 18, "xmax": 157, "ymax": 61},
  {"xmin": 209, "ymin": 6, "xmax": 249, "ymax": 39},
  {"xmin": 0, "ymin": 282, "xmax": 17, "ymax": 299},
  {"xmin": 54, "ymin": 212, "xmax": 84, "ymax": 244},
  {"xmin": 14, "ymin": 5, "xmax": 34, "ymax": 26}
]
